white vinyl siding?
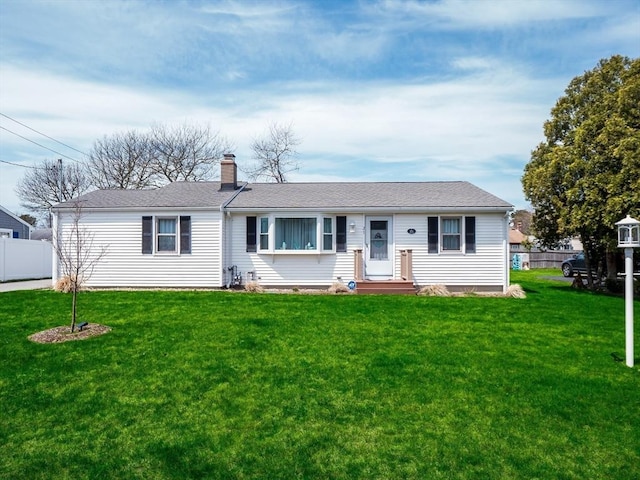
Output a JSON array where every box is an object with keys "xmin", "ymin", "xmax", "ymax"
[
  {"xmin": 56, "ymin": 209, "xmax": 507, "ymax": 290},
  {"xmin": 228, "ymin": 213, "xmax": 361, "ymax": 286},
  {"xmin": 56, "ymin": 210, "xmax": 223, "ymax": 287},
  {"xmin": 228, "ymin": 212, "xmax": 507, "ymax": 290},
  {"xmin": 394, "ymin": 213, "xmax": 507, "ymax": 289}
]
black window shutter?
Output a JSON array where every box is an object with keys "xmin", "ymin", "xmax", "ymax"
[
  {"xmin": 428, "ymin": 216, "xmax": 439, "ymax": 254},
  {"xmin": 142, "ymin": 216, "xmax": 152, "ymax": 254},
  {"xmin": 465, "ymin": 216, "xmax": 476, "ymax": 254},
  {"xmin": 246, "ymin": 216, "xmax": 257, "ymax": 252},
  {"xmin": 180, "ymin": 216, "xmax": 191, "ymax": 254},
  {"xmin": 336, "ymin": 216, "xmax": 347, "ymax": 252}
]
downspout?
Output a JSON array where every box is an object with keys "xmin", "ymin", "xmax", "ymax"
[
  {"xmin": 224, "ymin": 212, "xmax": 233, "ymax": 289},
  {"xmin": 503, "ymin": 211, "xmax": 511, "ymax": 293}
]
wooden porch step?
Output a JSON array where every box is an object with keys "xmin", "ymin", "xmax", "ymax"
[{"xmin": 356, "ymin": 280, "xmax": 416, "ymax": 295}]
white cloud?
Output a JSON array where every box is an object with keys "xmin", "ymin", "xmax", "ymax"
[
  {"xmin": 1, "ymin": 0, "xmax": 636, "ymax": 216},
  {"xmin": 375, "ymin": 0, "xmax": 609, "ymax": 28},
  {"xmin": 0, "ymin": 58, "xmax": 554, "ymax": 212}
]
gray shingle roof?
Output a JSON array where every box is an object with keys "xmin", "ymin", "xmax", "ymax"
[
  {"xmin": 53, "ymin": 180, "xmax": 512, "ymax": 211},
  {"xmin": 53, "ymin": 182, "xmax": 240, "ymax": 209},
  {"xmin": 227, "ymin": 182, "xmax": 512, "ymax": 210}
]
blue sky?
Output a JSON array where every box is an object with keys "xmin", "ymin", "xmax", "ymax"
[{"xmin": 1, "ymin": 0, "xmax": 639, "ymax": 217}]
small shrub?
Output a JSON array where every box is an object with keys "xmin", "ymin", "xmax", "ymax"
[
  {"xmin": 418, "ymin": 284, "xmax": 450, "ymax": 297},
  {"xmin": 506, "ymin": 284, "xmax": 526, "ymax": 299},
  {"xmin": 244, "ymin": 281, "xmax": 264, "ymax": 293},
  {"xmin": 328, "ymin": 282, "xmax": 351, "ymax": 294},
  {"xmin": 54, "ymin": 275, "xmax": 77, "ymax": 293},
  {"xmin": 607, "ymin": 278, "xmax": 640, "ymax": 297},
  {"xmin": 571, "ymin": 273, "xmax": 586, "ymax": 290},
  {"xmin": 605, "ymin": 278, "xmax": 624, "ymax": 294}
]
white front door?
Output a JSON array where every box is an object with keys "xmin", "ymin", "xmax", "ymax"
[{"xmin": 365, "ymin": 216, "xmax": 393, "ymax": 279}]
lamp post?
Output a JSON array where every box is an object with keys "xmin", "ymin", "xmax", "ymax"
[{"xmin": 615, "ymin": 215, "xmax": 640, "ymax": 368}]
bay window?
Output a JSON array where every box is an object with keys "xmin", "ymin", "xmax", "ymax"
[
  {"xmin": 259, "ymin": 217, "xmax": 269, "ymax": 250},
  {"xmin": 323, "ymin": 218, "xmax": 333, "ymax": 251},
  {"xmin": 250, "ymin": 215, "xmax": 346, "ymax": 253},
  {"xmin": 275, "ymin": 218, "xmax": 316, "ymax": 250}
]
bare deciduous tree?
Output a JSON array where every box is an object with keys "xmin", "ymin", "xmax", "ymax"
[
  {"xmin": 87, "ymin": 130, "xmax": 156, "ymax": 189},
  {"xmin": 16, "ymin": 159, "xmax": 91, "ymax": 226},
  {"xmin": 85, "ymin": 122, "xmax": 233, "ymax": 189},
  {"xmin": 244, "ymin": 121, "xmax": 301, "ymax": 183},
  {"xmin": 53, "ymin": 201, "xmax": 108, "ymax": 332},
  {"xmin": 150, "ymin": 122, "xmax": 232, "ymax": 183}
]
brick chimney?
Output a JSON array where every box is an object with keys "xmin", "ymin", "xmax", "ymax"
[{"xmin": 220, "ymin": 153, "xmax": 237, "ymax": 190}]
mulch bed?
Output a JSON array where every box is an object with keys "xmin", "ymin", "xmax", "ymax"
[{"xmin": 28, "ymin": 324, "xmax": 111, "ymax": 344}]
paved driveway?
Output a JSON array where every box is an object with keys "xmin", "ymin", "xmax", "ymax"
[
  {"xmin": 541, "ymin": 275, "xmax": 572, "ymax": 282},
  {"xmin": 0, "ymin": 279, "xmax": 52, "ymax": 292}
]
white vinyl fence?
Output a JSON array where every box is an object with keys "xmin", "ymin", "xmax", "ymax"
[{"xmin": 0, "ymin": 238, "xmax": 52, "ymax": 282}]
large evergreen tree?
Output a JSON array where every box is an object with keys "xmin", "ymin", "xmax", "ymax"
[{"xmin": 522, "ymin": 55, "xmax": 639, "ymax": 287}]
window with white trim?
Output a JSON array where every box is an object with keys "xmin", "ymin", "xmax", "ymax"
[
  {"xmin": 441, "ymin": 217, "xmax": 461, "ymax": 251},
  {"xmin": 157, "ymin": 218, "xmax": 177, "ymax": 252},
  {"xmin": 259, "ymin": 217, "xmax": 269, "ymax": 250},
  {"xmin": 252, "ymin": 215, "xmax": 346, "ymax": 253},
  {"xmin": 141, "ymin": 216, "xmax": 191, "ymax": 254},
  {"xmin": 323, "ymin": 217, "xmax": 333, "ymax": 251},
  {"xmin": 427, "ymin": 216, "xmax": 476, "ymax": 254},
  {"xmin": 275, "ymin": 217, "xmax": 316, "ymax": 250}
]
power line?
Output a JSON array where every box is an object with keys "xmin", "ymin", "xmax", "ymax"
[
  {"xmin": 0, "ymin": 158, "xmax": 40, "ymax": 169},
  {"xmin": 0, "ymin": 112, "xmax": 88, "ymax": 156},
  {"xmin": 0, "ymin": 125, "xmax": 84, "ymax": 164}
]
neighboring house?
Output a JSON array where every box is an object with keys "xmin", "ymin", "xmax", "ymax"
[
  {"xmin": 509, "ymin": 228, "xmax": 528, "ymax": 252},
  {"xmin": 52, "ymin": 155, "xmax": 514, "ymax": 292},
  {"xmin": 0, "ymin": 206, "xmax": 51, "ymax": 281},
  {"xmin": 0, "ymin": 205, "xmax": 32, "ymax": 239},
  {"xmin": 559, "ymin": 237, "xmax": 583, "ymax": 251}
]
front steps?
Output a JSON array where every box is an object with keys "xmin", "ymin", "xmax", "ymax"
[{"xmin": 356, "ymin": 280, "xmax": 416, "ymax": 295}]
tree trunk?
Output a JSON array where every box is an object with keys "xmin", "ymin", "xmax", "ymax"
[
  {"xmin": 606, "ymin": 250, "xmax": 618, "ymax": 281},
  {"xmin": 71, "ymin": 284, "xmax": 78, "ymax": 333},
  {"xmin": 583, "ymin": 244, "xmax": 595, "ymax": 290}
]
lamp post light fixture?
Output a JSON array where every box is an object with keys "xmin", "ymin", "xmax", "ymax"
[{"xmin": 615, "ymin": 215, "xmax": 640, "ymax": 368}]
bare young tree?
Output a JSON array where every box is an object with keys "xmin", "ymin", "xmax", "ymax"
[
  {"xmin": 16, "ymin": 159, "xmax": 92, "ymax": 226},
  {"xmin": 86, "ymin": 130, "xmax": 156, "ymax": 189},
  {"xmin": 53, "ymin": 201, "xmax": 107, "ymax": 332},
  {"xmin": 150, "ymin": 122, "xmax": 232, "ymax": 183},
  {"xmin": 244, "ymin": 121, "xmax": 301, "ymax": 183}
]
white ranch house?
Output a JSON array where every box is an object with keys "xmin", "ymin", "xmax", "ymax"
[{"xmin": 52, "ymin": 155, "xmax": 513, "ymax": 293}]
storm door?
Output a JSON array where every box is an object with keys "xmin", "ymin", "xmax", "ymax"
[{"xmin": 365, "ymin": 216, "xmax": 393, "ymax": 278}]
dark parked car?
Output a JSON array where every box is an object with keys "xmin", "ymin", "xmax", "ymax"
[
  {"xmin": 561, "ymin": 252, "xmax": 592, "ymax": 277},
  {"xmin": 562, "ymin": 251, "xmax": 640, "ymax": 278}
]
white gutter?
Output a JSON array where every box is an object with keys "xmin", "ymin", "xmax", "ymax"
[
  {"xmin": 503, "ymin": 211, "xmax": 511, "ymax": 293},
  {"xmin": 225, "ymin": 205, "xmax": 514, "ymax": 214}
]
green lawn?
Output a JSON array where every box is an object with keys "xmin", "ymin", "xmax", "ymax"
[{"xmin": 1, "ymin": 270, "xmax": 638, "ymax": 479}]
